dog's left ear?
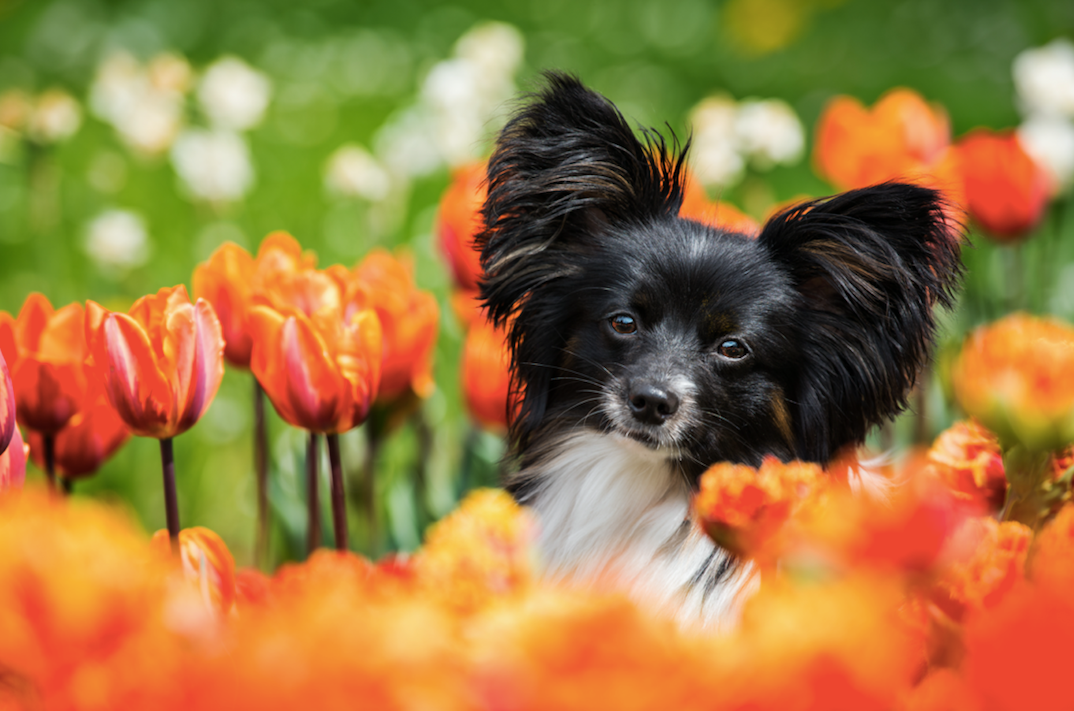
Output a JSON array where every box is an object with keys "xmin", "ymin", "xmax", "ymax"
[{"xmin": 758, "ymin": 182, "xmax": 963, "ymax": 461}]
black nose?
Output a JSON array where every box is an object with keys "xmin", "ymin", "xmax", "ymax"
[{"xmin": 627, "ymin": 382, "xmax": 680, "ymax": 425}]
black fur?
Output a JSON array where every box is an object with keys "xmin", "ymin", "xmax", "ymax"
[{"xmin": 478, "ymin": 73, "xmax": 963, "ymax": 487}]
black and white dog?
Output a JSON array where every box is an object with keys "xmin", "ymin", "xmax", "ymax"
[{"xmin": 477, "ymin": 73, "xmax": 962, "ymax": 625}]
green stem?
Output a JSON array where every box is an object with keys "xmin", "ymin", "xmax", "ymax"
[{"xmin": 999, "ymin": 445, "xmax": 1054, "ymax": 529}]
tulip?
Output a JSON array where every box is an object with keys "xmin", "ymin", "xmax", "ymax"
[
  {"xmin": 461, "ymin": 316, "xmax": 514, "ymax": 432},
  {"xmin": 86, "ymin": 285, "xmax": 224, "ymax": 440},
  {"xmin": 150, "ymin": 526, "xmax": 237, "ymax": 615},
  {"xmin": 926, "ymin": 420, "xmax": 1008, "ymax": 513},
  {"xmin": 679, "ymin": 172, "xmax": 760, "ymax": 236},
  {"xmin": 249, "ymin": 266, "xmax": 383, "ymax": 553},
  {"xmin": 438, "ymin": 161, "xmax": 487, "ymax": 292},
  {"xmin": 952, "ymin": 313, "xmax": 1074, "ymax": 453},
  {"xmin": 813, "ymin": 88, "xmax": 951, "ymax": 191},
  {"xmin": 951, "ymin": 128, "xmax": 1051, "ymax": 241},
  {"xmin": 27, "ymin": 380, "xmax": 130, "ymax": 481},
  {"xmin": 0, "ymin": 349, "xmax": 13, "ymax": 456},
  {"xmin": 0, "ymin": 293, "xmax": 88, "ymax": 435},
  {"xmin": 87, "ymin": 285, "xmax": 225, "ymax": 544},
  {"xmin": 352, "ymin": 248, "xmax": 440, "ymax": 404}
]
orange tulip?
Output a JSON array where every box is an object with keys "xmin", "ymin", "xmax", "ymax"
[
  {"xmin": 694, "ymin": 456, "xmax": 825, "ymax": 560},
  {"xmin": 248, "ymin": 268, "xmax": 382, "ymax": 433},
  {"xmin": 952, "ymin": 313, "xmax": 1074, "ymax": 451},
  {"xmin": 86, "ymin": 285, "xmax": 225, "ymax": 439},
  {"xmin": 679, "ymin": 172, "xmax": 760, "ymax": 235},
  {"xmin": 352, "ymin": 248, "xmax": 440, "ymax": 402},
  {"xmin": 934, "ymin": 517, "xmax": 1031, "ymax": 619},
  {"xmin": 0, "ymin": 293, "xmax": 88, "ymax": 434},
  {"xmin": 151, "ymin": 526, "xmax": 237, "ymax": 615},
  {"xmin": 925, "ymin": 420, "xmax": 1007, "ymax": 513},
  {"xmin": 814, "ymin": 88, "xmax": 951, "ymax": 191},
  {"xmin": 951, "ymin": 128, "xmax": 1051, "ymax": 241},
  {"xmin": 461, "ymin": 316, "xmax": 513, "ymax": 432},
  {"xmin": 0, "ymin": 349, "xmax": 13, "ymax": 456},
  {"xmin": 193, "ymin": 232, "xmax": 318, "ymax": 369},
  {"xmin": 438, "ymin": 161, "xmax": 487, "ymax": 291},
  {"xmin": 27, "ymin": 379, "xmax": 130, "ymax": 479}
]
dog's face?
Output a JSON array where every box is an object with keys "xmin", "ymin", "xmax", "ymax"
[
  {"xmin": 542, "ymin": 219, "xmax": 801, "ymax": 476},
  {"xmin": 478, "ymin": 73, "xmax": 963, "ymax": 479}
]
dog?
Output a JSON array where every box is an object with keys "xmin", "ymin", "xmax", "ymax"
[{"xmin": 476, "ymin": 73, "xmax": 963, "ymax": 626}]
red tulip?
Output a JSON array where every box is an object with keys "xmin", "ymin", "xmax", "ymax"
[
  {"xmin": 27, "ymin": 379, "xmax": 130, "ymax": 479},
  {"xmin": 952, "ymin": 129, "xmax": 1051, "ymax": 241},
  {"xmin": 248, "ymin": 268, "xmax": 383, "ymax": 433},
  {"xmin": 86, "ymin": 285, "xmax": 225, "ymax": 439},
  {"xmin": 0, "ymin": 293, "xmax": 88, "ymax": 434},
  {"xmin": 352, "ymin": 248, "xmax": 440, "ymax": 402}
]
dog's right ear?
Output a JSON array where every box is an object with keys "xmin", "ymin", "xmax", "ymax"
[{"xmin": 477, "ymin": 72, "xmax": 687, "ymax": 326}]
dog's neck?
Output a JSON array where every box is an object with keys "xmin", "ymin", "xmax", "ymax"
[{"xmin": 512, "ymin": 429, "xmax": 752, "ymax": 628}]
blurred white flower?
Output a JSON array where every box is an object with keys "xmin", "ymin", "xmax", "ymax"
[
  {"xmin": 1013, "ymin": 38, "xmax": 1074, "ymax": 118},
  {"xmin": 170, "ymin": 128, "xmax": 254, "ymax": 202},
  {"xmin": 197, "ymin": 56, "xmax": 272, "ymax": 131},
  {"xmin": 454, "ymin": 22, "xmax": 524, "ymax": 79},
  {"xmin": 374, "ymin": 107, "xmax": 441, "ymax": 178},
  {"xmin": 735, "ymin": 98, "xmax": 804, "ymax": 169},
  {"xmin": 1018, "ymin": 114, "xmax": 1074, "ymax": 189},
  {"xmin": 689, "ymin": 96, "xmax": 744, "ymax": 186},
  {"xmin": 324, "ymin": 144, "xmax": 391, "ymax": 200},
  {"xmin": 90, "ymin": 51, "xmax": 187, "ymax": 156},
  {"xmin": 27, "ymin": 89, "xmax": 82, "ymax": 144},
  {"xmin": 84, "ymin": 209, "xmax": 150, "ymax": 271}
]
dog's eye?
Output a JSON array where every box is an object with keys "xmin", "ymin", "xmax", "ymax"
[
  {"xmin": 718, "ymin": 339, "xmax": 748, "ymax": 359},
  {"xmin": 610, "ymin": 314, "xmax": 637, "ymax": 335}
]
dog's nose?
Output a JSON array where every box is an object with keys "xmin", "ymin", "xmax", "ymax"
[{"xmin": 627, "ymin": 382, "xmax": 680, "ymax": 425}]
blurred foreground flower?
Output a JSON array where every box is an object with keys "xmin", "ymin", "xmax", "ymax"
[
  {"xmin": 694, "ymin": 456, "xmax": 825, "ymax": 561},
  {"xmin": 151, "ymin": 526, "xmax": 237, "ymax": 616},
  {"xmin": 926, "ymin": 420, "xmax": 1008, "ymax": 513},
  {"xmin": 951, "ymin": 128, "xmax": 1051, "ymax": 241},
  {"xmin": 1012, "ymin": 38, "xmax": 1074, "ymax": 119},
  {"xmin": 952, "ymin": 313, "xmax": 1074, "ymax": 452},
  {"xmin": 813, "ymin": 88, "xmax": 951, "ymax": 192}
]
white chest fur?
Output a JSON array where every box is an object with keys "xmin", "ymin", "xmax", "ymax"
[{"xmin": 517, "ymin": 431, "xmax": 752, "ymax": 628}]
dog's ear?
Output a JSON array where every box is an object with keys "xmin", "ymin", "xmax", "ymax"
[
  {"xmin": 758, "ymin": 182, "xmax": 963, "ymax": 461},
  {"xmin": 477, "ymin": 71, "xmax": 687, "ymax": 326}
]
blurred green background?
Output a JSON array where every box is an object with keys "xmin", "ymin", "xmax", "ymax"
[{"xmin": 1, "ymin": 0, "xmax": 1073, "ymax": 567}]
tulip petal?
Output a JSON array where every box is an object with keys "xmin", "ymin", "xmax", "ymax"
[
  {"xmin": 0, "ymin": 350, "xmax": 14, "ymax": 455},
  {"xmin": 16, "ymin": 293, "xmax": 54, "ymax": 353},
  {"xmin": 0, "ymin": 312, "xmax": 19, "ymax": 368},
  {"xmin": 193, "ymin": 242, "xmax": 256, "ymax": 368},
  {"xmin": 335, "ymin": 308, "xmax": 382, "ymax": 430},
  {"xmin": 0, "ymin": 425, "xmax": 26, "ymax": 491},
  {"xmin": 94, "ymin": 312, "xmax": 174, "ymax": 438},
  {"xmin": 170, "ymin": 299, "xmax": 225, "ymax": 436},
  {"xmin": 11, "ymin": 358, "xmax": 81, "ymax": 433}
]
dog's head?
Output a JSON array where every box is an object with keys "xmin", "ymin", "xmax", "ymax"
[{"xmin": 478, "ymin": 73, "xmax": 962, "ymax": 478}]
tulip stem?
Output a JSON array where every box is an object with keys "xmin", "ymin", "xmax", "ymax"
[
  {"xmin": 160, "ymin": 438, "xmax": 180, "ymax": 552},
  {"xmin": 61, "ymin": 477, "xmax": 72, "ymax": 495},
  {"xmin": 306, "ymin": 432, "xmax": 321, "ymax": 555},
  {"xmin": 327, "ymin": 434, "xmax": 348, "ymax": 551},
  {"xmin": 42, "ymin": 433, "xmax": 56, "ymax": 489},
  {"xmin": 253, "ymin": 379, "xmax": 270, "ymax": 569}
]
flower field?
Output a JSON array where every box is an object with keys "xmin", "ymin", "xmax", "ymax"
[{"xmin": 2, "ymin": 0, "xmax": 1074, "ymax": 707}]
